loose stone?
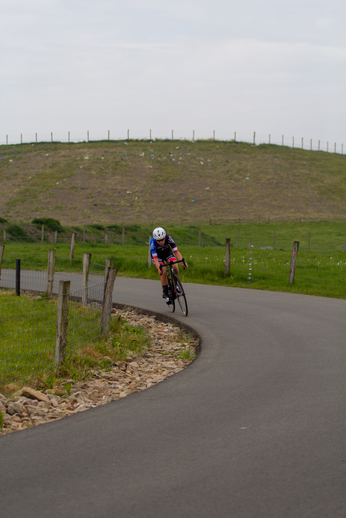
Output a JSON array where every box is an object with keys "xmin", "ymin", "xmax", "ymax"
[{"xmin": 0, "ymin": 308, "xmax": 199, "ymax": 435}]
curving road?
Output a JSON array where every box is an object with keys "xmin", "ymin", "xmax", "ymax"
[{"xmin": 1, "ymin": 276, "xmax": 346, "ymax": 517}]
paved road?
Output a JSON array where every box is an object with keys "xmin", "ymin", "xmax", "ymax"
[{"xmin": 1, "ymin": 276, "xmax": 345, "ymax": 517}]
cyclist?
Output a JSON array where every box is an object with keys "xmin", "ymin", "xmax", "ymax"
[{"xmin": 150, "ymin": 227, "xmax": 188, "ymax": 303}]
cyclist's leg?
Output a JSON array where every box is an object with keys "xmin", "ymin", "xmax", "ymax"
[
  {"xmin": 166, "ymin": 255, "xmax": 179, "ymax": 276},
  {"xmin": 160, "ymin": 266, "xmax": 168, "ymax": 286},
  {"xmin": 156, "ymin": 259, "xmax": 171, "ymax": 301},
  {"xmin": 153, "ymin": 256, "xmax": 167, "ymax": 284}
]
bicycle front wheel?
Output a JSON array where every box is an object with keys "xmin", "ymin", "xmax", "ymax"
[{"xmin": 174, "ymin": 276, "xmax": 188, "ymax": 316}]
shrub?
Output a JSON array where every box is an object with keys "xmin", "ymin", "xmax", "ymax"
[
  {"xmin": 124, "ymin": 224, "xmax": 140, "ymax": 232},
  {"xmin": 106, "ymin": 224, "xmax": 122, "ymax": 233},
  {"xmin": 7, "ymin": 224, "xmax": 27, "ymax": 239},
  {"xmin": 88, "ymin": 224, "xmax": 105, "ymax": 231},
  {"xmin": 32, "ymin": 218, "xmax": 63, "ymax": 232},
  {"xmin": 0, "ymin": 217, "xmax": 8, "ymax": 224}
]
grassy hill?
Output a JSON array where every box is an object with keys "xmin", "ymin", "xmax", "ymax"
[{"xmin": 1, "ymin": 139, "xmax": 346, "ymax": 226}]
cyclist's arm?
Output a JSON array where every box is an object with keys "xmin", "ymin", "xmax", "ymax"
[
  {"xmin": 174, "ymin": 250, "xmax": 188, "ymax": 268},
  {"xmin": 150, "ymin": 238, "xmax": 162, "ymax": 274},
  {"xmin": 152, "ymin": 256, "xmax": 162, "ymax": 274}
]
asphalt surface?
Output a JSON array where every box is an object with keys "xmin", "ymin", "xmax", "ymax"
[{"xmin": 1, "ymin": 275, "xmax": 345, "ymax": 518}]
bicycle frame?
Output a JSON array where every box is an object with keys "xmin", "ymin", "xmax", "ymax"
[
  {"xmin": 159, "ymin": 259, "xmax": 188, "ymax": 316},
  {"xmin": 159, "ymin": 258, "xmax": 186, "ymax": 283}
]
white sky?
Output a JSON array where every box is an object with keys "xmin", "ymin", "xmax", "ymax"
[{"xmin": 0, "ymin": 0, "xmax": 345, "ymax": 148}]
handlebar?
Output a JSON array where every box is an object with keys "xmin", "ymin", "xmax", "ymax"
[{"xmin": 159, "ymin": 258, "xmax": 186, "ymax": 272}]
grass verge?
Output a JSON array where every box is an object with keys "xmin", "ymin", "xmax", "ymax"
[
  {"xmin": 1, "ymin": 235, "xmax": 345, "ymax": 299},
  {"xmin": 0, "ymin": 292, "xmax": 151, "ymax": 395}
]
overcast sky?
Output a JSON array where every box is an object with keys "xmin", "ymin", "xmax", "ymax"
[{"xmin": 0, "ymin": 0, "xmax": 345, "ymax": 149}]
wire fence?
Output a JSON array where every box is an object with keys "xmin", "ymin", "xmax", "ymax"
[
  {"xmin": 2, "ymin": 131, "xmax": 344, "ymax": 155},
  {"xmin": 0, "ymin": 232, "xmax": 140, "ymax": 245},
  {"xmin": 0, "ymin": 272, "xmax": 116, "ymax": 384},
  {"xmin": 0, "ymin": 253, "xmax": 106, "ymax": 294}
]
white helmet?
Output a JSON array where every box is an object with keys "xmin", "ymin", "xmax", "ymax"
[{"xmin": 153, "ymin": 227, "xmax": 166, "ymax": 240}]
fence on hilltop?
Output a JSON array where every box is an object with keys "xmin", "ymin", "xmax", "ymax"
[{"xmin": 1, "ymin": 129, "xmax": 344, "ymax": 155}]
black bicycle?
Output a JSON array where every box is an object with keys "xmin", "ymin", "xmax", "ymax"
[{"xmin": 160, "ymin": 259, "xmax": 188, "ymax": 317}]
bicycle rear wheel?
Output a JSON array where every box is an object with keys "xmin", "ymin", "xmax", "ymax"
[{"xmin": 173, "ymin": 276, "xmax": 188, "ymax": 316}]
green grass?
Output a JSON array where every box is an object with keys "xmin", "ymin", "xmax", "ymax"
[
  {"xmin": 1, "ymin": 225, "xmax": 345, "ymax": 299},
  {"xmin": 0, "ymin": 291, "xmax": 151, "ymax": 389},
  {"xmin": 0, "ymin": 292, "xmax": 103, "ymax": 383},
  {"xmin": 1, "ymin": 220, "xmax": 345, "ymax": 251}
]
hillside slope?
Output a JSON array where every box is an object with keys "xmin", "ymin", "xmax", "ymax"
[{"xmin": 1, "ymin": 140, "xmax": 345, "ymax": 225}]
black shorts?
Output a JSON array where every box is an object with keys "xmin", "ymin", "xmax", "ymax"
[{"xmin": 152, "ymin": 253, "xmax": 176, "ymax": 266}]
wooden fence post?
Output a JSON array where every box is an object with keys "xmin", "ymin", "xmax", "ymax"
[
  {"xmin": 148, "ymin": 236, "xmax": 152, "ymax": 268},
  {"xmin": 47, "ymin": 249, "xmax": 56, "ymax": 297},
  {"xmin": 249, "ymin": 240, "xmax": 252, "ymax": 249},
  {"xmin": 224, "ymin": 238, "xmax": 231, "ymax": 277},
  {"xmin": 51, "ymin": 132, "xmax": 53, "ymax": 142},
  {"xmin": 83, "ymin": 225, "xmax": 86, "ymax": 243},
  {"xmin": 16, "ymin": 259, "xmax": 20, "ymax": 296},
  {"xmin": 101, "ymin": 267, "xmax": 118, "ymax": 334},
  {"xmin": 127, "ymin": 129, "xmax": 129, "ymax": 140},
  {"xmin": 35, "ymin": 133, "xmax": 37, "ymax": 143},
  {"xmin": 282, "ymin": 135, "xmax": 284, "ymax": 146},
  {"xmin": 202, "ymin": 236, "xmax": 205, "ymax": 248},
  {"xmin": 3, "ymin": 230, "xmax": 6, "ymax": 242},
  {"xmin": 193, "ymin": 130, "xmax": 195, "ymax": 141},
  {"xmin": 172, "ymin": 130, "xmax": 174, "ymax": 140},
  {"xmin": 41, "ymin": 224, "xmax": 44, "ymax": 243},
  {"xmin": 234, "ymin": 131, "xmax": 236, "ymax": 141},
  {"xmin": 0, "ymin": 244, "xmax": 5, "ymax": 281},
  {"xmin": 82, "ymin": 252, "xmax": 92, "ymax": 306},
  {"xmin": 105, "ymin": 232, "xmax": 108, "ymax": 245},
  {"xmin": 122, "ymin": 226, "xmax": 125, "ymax": 246},
  {"xmin": 237, "ymin": 229, "xmax": 240, "ymax": 247},
  {"xmin": 54, "ymin": 230, "xmax": 57, "ymax": 244},
  {"xmin": 105, "ymin": 258, "xmax": 113, "ymax": 282},
  {"xmin": 289, "ymin": 241, "xmax": 299, "ymax": 284},
  {"xmin": 70, "ymin": 232, "xmax": 77, "ymax": 261},
  {"xmin": 253, "ymin": 131, "xmax": 256, "ymax": 144},
  {"xmin": 273, "ymin": 230, "xmax": 275, "ymax": 249},
  {"xmin": 55, "ymin": 280, "xmax": 71, "ymax": 367}
]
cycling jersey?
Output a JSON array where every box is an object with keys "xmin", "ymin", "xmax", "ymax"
[{"xmin": 150, "ymin": 236, "xmax": 178, "ymax": 260}]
